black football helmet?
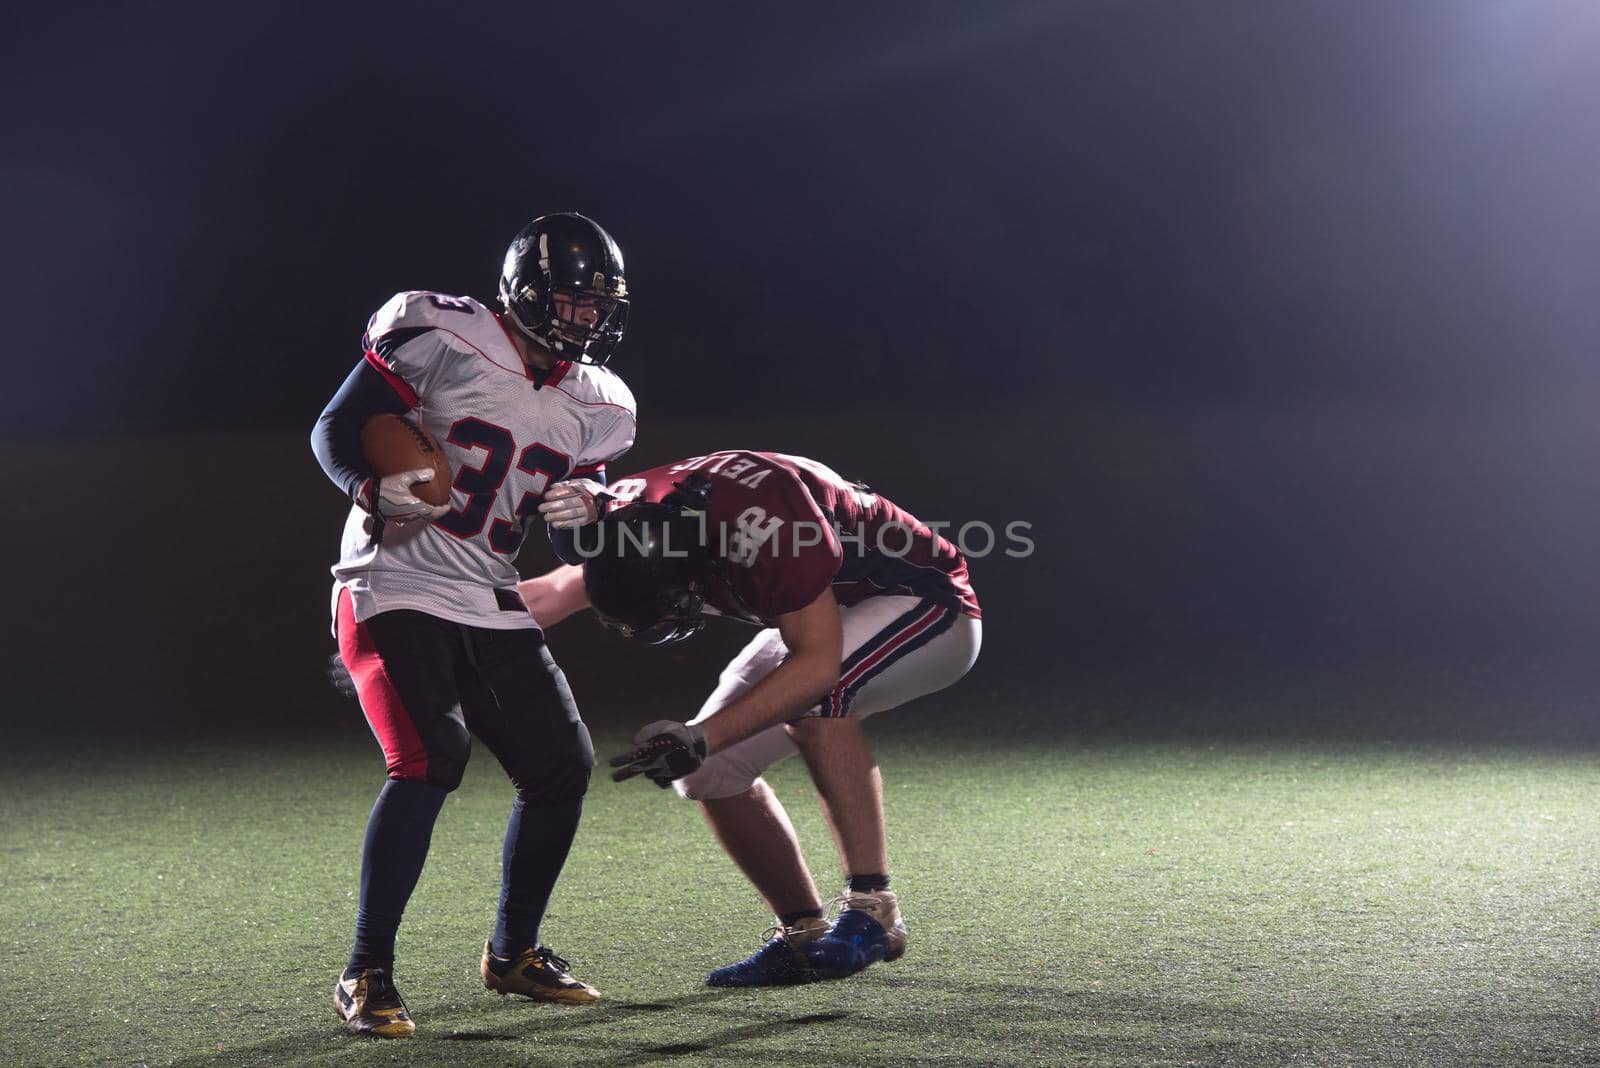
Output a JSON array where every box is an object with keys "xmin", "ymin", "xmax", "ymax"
[
  {"xmin": 583, "ymin": 501, "xmax": 711, "ymax": 645},
  {"xmin": 498, "ymin": 212, "xmax": 629, "ymax": 365}
]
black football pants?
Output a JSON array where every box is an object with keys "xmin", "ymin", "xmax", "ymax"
[
  {"xmin": 335, "ymin": 593, "xmax": 594, "ymax": 967},
  {"xmin": 337, "ymin": 594, "xmax": 594, "ymax": 798}
]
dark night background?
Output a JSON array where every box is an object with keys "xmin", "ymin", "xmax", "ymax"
[{"xmin": 4, "ymin": 1, "xmax": 1597, "ymax": 743}]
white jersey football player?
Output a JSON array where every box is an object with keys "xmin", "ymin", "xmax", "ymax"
[
  {"xmin": 309, "ymin": 212, "xmax": 634, "ymax": 1038},
  {"xmin": 330, "ymin": 287, "xmax": 635, "ymax": 627}
]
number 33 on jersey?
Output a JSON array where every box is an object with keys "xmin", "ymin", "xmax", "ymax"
[{"xmin": 334, "ymin": 290, "xmax": 637, "ymax": 630}]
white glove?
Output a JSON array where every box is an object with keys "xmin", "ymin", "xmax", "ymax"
[
  {"xmin": 366, "ymin": 468, "xmax": 451, "ymax": 523},
  {"xmin": 537, "ymin": 478, "xmax": 608, "ymax": 529}
]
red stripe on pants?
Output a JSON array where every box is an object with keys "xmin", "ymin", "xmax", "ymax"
[
  {"xmin": 826, "ymin": 603, "xmax": 947, "ymax": 716},
  {"xmin": 336, "ymin": 589, "xmax": 430, "ymax": 780}
]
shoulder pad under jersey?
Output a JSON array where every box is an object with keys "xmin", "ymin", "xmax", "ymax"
[
  {"xmin": 556, "ymin": 362, "xmax": 637, "ymax": 415},
  {"xmin": 365, "ymin": 291, "xmax": 493, "ymax": 346}
]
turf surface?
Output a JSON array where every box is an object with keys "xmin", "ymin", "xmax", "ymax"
[{"xmin": 3, "ymin": 723, "xmax": 1597, "ymax": 1066}]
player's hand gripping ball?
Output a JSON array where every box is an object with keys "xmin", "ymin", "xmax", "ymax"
[
  {"xmin": 610, "ymin": 720, "xmax": 710, "ymax": 787},
  {"xmin": 359, "ymin": 414, "xmax": 453, "ymax": 522}
]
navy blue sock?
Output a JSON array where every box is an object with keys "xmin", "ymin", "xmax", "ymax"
[
  {"xmin": 847, "ymin": 872, "xmax": 890, "ymax": 893},
  {"xmin": 348, "ymin": 778, "xmax": 448, "ymax": 973},
  {"xmin": 491, "ymin": 793, "xmax": 583, "ymax": 958}
]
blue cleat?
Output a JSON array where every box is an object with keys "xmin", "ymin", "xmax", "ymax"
[
  {"xmin": 706, "ymin": 917, "xmax": 830, "ymax": 987},
  {"xmin": 799, "ymin": 890, "xmax": 909, "ymax": 979}
]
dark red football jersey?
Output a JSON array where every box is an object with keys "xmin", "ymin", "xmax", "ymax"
[{"xmin": 604, "ymin": 451, "xmax": 981, "ymax": 624}]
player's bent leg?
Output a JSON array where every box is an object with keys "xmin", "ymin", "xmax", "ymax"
[
  {"xmin": 350, "ymin": 777, "xmax": 451, "ymax": 969},
  {"xmin": 787, "ymin": 717, "xmax": 887, "ymax": 878},
  {"xmin": 679, "ymin": 735, "xmax": 833, "ymax": 986},
  {"xmin": 465, "ymin": 626, "xmax": 595, "ymax": 802},
  {"xmin": 698, "ymin": 779, "xmax": 822, "ymax": 918},
  {"xmin": 335, "ymin": 596, "xmax": 475, "ymax": 1030},
  {"xmin": 790, "ymin": 602, "xmax": 981, "ymax": 980},
  {"xmin": 674, "ymin": 720, "xmax": 798, "ymax": 802},
  {"xmin": 689, "ymin": 770, "xmax": 830, "ymax": 986},
  {"xmin": 460, "ymin": 625, "xmax": 601, "ymax": 1003},
  {"xmin": 479, "ymin": 733, "xmax": 594, "ymax": 970},
  {"xmin": 679, "ymin": 727, "xmax": 824, "ymax": 915},
  {"xmin": 679, "ymin": 629, "xmax": 848, "ymax": 986},
  {"xmin": 786, "ymin": 719, "xmax": 907, "ymax": 979}
]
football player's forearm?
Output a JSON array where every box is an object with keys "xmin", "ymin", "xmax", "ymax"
[
  {"xmin": 516, "ymin": 565, "xmax": 589, "ymax": 628},
  {"xmin": 699, "ymin": 653, "xmax": 840, "ymax": 753},
  {"xmin": 310, "ymin": 360, "xmax": 412, "ymax": 499},
  {"xmin": 695, "ymin": 587, "xmax": 844, "ymax": 752}
]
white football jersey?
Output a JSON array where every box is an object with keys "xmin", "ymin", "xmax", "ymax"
[{"xmin": 331, "ymin": 291, "xmax": 636, "ymax": 630}]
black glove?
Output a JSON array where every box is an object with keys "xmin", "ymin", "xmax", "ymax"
[{"xmin": 609, "ymin": 720, "xmax": 710, "ymax": 788}]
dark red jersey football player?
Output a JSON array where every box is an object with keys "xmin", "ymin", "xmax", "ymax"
[{"xmin": 520, "ymin": 449, "xmax": 981, "ymax": 986}]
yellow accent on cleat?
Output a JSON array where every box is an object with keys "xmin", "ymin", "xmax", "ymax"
[
  {"xmin": 334, "ymin": 968, "xmax": 416, "ymax": 1038},
  {"xmin": 481, "ymin": 941, "xmax": 601, "ymax": 1004}
]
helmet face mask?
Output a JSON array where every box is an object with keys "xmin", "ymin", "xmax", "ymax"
[
  {"xmin": 499, "ymin": 213, "xmax": 629, "ymax": 365},
  {"xmin": 541, "ymin": 284, "xmax": 628, "ymax": 360},
  {"xmin": 593, "ymin": 586, "xmax": 706, "ymax": 646},
  {"xmin": 582, "ymin": 504, "xmax": 711, "ymax": 645}
]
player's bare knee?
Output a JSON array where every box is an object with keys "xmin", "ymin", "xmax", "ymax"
[
  {"xmin": 786, "ymin": 715, "xmax": 825, "ymax": 740},
  {"xmin": 787, "ymin": 714, "xmax": 860, "ymax": 746}
]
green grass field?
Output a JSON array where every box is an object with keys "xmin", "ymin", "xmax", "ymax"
[{"xmin": 3, "ymin": 722, "xmax": 1597, "ymax": 1067}]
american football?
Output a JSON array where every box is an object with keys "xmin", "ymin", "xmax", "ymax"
[{"xmin": 359, "ymin": 414, "xmax": 452, "ymax": 506}]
